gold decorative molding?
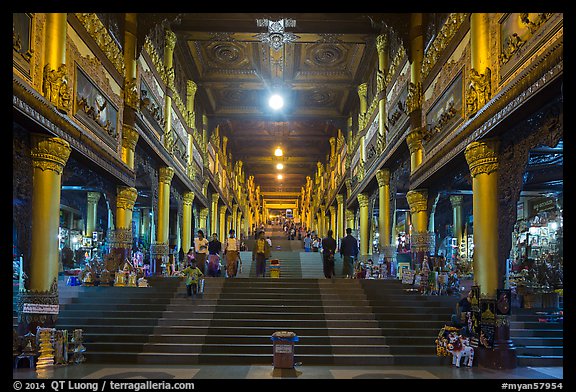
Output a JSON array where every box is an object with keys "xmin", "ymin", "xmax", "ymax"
[
  {"xmin": 219, "ymin": 205, "xmax": 227, "ymax": 215},
  {"xmin": 357, "ymin": 193, "xmax": 369, "ymax": 208},
  {"xmin": 75, "ymin": 13, "xmax": 125, "ymax": 75},
  {"xmin": 143, "ymin": 36, "xmax": 167, "ymax": 82},
  {"xmin": 376, "ymin": 34, "xmax": 388, "ymax": 54},
  {"xmin": 345, "ymin": 178, "xmax": 352, "ymax": 198},
  {"xmin": 449, "ymin": 195, "xmax": 464, "ymax": 208},
  {"xmin": 116, "ymin": 186, "xmax": 138, "ymax": 211},
  {"xmin": 121, "ymin": 124, "xmax": 139, "ymax": 150},
  {"xmin": 357, "ymin": 83, "xmax": 367, "ymax": 107},
  {"xmin": 124, "ymin": 77, "xmax": 139, "ymax": 110},
  {"xmin": 165, "ymin": 29, "xmax": 177, "ymax": 53},
  {"xmin": 42, "ymin": 64, "xmax": 71, "ymax": 114},
  {"xmin": 376, "ymin": 132, "xmax": 386, "ymax": 155},
  {"xmin": 406, "ymin": 82, "xmax": 422, "ymax": 114},
  {"xmin": 158, "ymin": 166, "xmax": 175, "ymax": 184},
  {"xmin": 211, "ymin": 193, "xmax": 220, "ymax": 203},
  {"xmin": 202, "ymin": 178, "xmax": 209, "ymax": 196},
  {"xmin": 385, "ymin": 45, "xmax": 406, "ymax": 86},
  {"xmin": 183, "ymin": 191, "xmax": 195, "ymax": 206},
  {"xmin": 30, "ymin": 135, "xmax": 71, "ymax": 175},
  {"xmin": 465, "ymin": 139, "xmax": 499, "ymax": 177},
  {"xmin": 406, "ymin": 130, "xmax": 423, "ymax": 154},
  {"xmin": 406, "ymin": 189, "xmax": 428, "ymax": 214},
  {"xmin": 466, "ymin": 67, "xmax": 492, "ymax": 116},
  {"xmin": 376, "ymin": 169, "xmax": 390, "ymax": 187},
  {"xmin": 345, "ymin": 209, "xmax": 354, "ymax": 221},
  {"xmin": 199, "ymin": 207, "xmax": 209, "ymax": 220},
  {"xmin": 421, "ymin": 13, "xmax": 469, "ymax": 80},
  {"xmin": 336, "ymin": 194, "xmax": 344, "ymax": 204}
]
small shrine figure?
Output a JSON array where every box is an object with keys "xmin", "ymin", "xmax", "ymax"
[
  {"xmin": 113, "ymin": 269, "xmax": 126, "ymax": 287},
  {"xmin": 127, "ymin": 271, "xmax": 138, "ymax": 287},
  {"xmin": 137, "ymin": 277, "xmax": 149, "ymax": 287},
  {"xmin": 21, "ymin": 332, "xmax": 36, "ymax": 356},
  {"xmin": 54, "ymin": 330, "xmax": 68, "ymax": 365},
  {"xmin": 80, "ymin": 263, "xmax": 95, "ymax": 286}
]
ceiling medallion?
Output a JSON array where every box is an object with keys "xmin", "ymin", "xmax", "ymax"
[{"xmin": 255, "ymin": 18, "xmax": 299, "ymax": 50}]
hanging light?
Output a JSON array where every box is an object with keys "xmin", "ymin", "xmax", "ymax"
[
  {"xmin": 274, "ymin": 147, "xmax": 283, "ymax": 157},
  {"xmin": 277, "ymin": 174, "xmax": 283, "ymax": 180},
  {"xmin": 268, "ymin": 94, "xmax": 284, "ymax": 110},
  {"xmin": 276, "ymin": 163, "xmax": 284, "ymax": 170}
]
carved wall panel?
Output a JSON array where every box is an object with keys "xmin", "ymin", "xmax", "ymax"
[
  {"xmin": 13, "ymin": 13, "xmax": 34, "ymax": 80},
  {"xmin": 424, "ymin": 71, "xmax": 464, "ymax": 147}
]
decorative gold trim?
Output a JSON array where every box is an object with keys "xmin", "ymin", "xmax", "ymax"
[
  {"xmin": 464, "ymin": 139, "xmax": 499, "ymax": 177},
  {"xmin": 406, "ymin": 82, "xmax": 422, "ymax": 114},
  {"xmin": 183, "ymin": 191, "xmax": 195, "ymax": 206},
  {"xmin": 376, "ymin": 169, "xmax": 390, "ymax": 187},
  {"xmin": 422, "ymin": 13, "xmax": 470, "ymax": 80},
  {"xmin": 466, "ymin": 67, "xmax": 492, "ymax": 116},
  {"xmin": 335, "ymin": 194, "xmax": 344, "ymax": 204},
  {"xmin": 30, "ymin": 135, "xmax": 71, "ymax": 175},
  {"xmin": 199, "ymin": 207, "xmax": 209, "ymax": 220},
  {"xmin": 406, "ymin": 189, "xmax": 428, "ymax": 214},
  {"xmin": 121, "ymin": 124, "xmax": 140, "ymax": 150},
  {"xmin": 42, "ymin": 64, "xmax": 71, "ymax": 114},
  {"xmin": 406, "ymin": 130, "xmax": 423, "ymax": 154},
  {"xmin": 158, "ymin": 166, "xmax": 175, "ymax": 184},
  {"xmin": 117, "ymin": 186, "xmax": 138, "ymax": 210},
  {"xmin": 74, "ymin": 13, "xmax": 125, "ymax": 75},
  {"xmin": 345, "ymin": 209, "xmax": 354, "ymax": 221},
  {"xmin": 385, "ymin": 46, "xmax": 406, "ymax": 86},
  {"xmin": 376, "ymin": 34, "xmax": 388, "ymax": 54},
  {"xmin": 357, "ymin": 193, "xmax": 369, "ymax": 208},
  {"xmin": 165, "ymin": 29, "xmax": 177, "ymax": 52},
  {"xmin": 124, "ymin": 77, "xmax": 139, "ymax": 110}
]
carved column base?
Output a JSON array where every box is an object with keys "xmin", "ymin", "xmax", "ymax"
[
  {"xmin": 150, "ymin": 242, "xmax": 169, "ymax": 276},
  {"xmin": 477, "ymin": 320, "xmax": 517, "ymax": 369},
  {"xmin": 16, "ymin": 278, "xmax": 59, "ymax": 335},
  {"xmin": 382, "ymin": 245, "xmax": 396, "ymax": 277}
]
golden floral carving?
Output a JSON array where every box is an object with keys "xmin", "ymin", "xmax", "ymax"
[
  {"xmin": 143, "ymin": 37, "xmax": 167, "ymax": 82},
  {"xmin": 42, "ymin": 64, "xmax": 71, "ymax": 114},
  {"xmin": 385, "ymin": 45, "xmax": 406, "ymax": 86},
  {"xmin": 121, "ymin": 124, "xmax": 139, "ymax": 150},
  {"xmin": 159, "ymin": 166, "xmax": 175, "ymax": 184},
  {"xmin": 464, "ymin": 139, "xmax": 499, "ymax": 177},
  {"xmin": 421, "ymin": 13, "xmax": 469, "ymax": 80},
  {"xmin": 376, "ymin": 169, "xmax": 390, "ymax": 187},
  {"xmin": 406, "ymin": 82, "xmax": 422, "ymax": 114},
  {"xmin": 183, "ymin": 192, "xmax": 195, "ymax": 206},
  {"xmin": 124, "ymin": 77, "xmax": 139, "ymax": 110},
  {"xmin": 199, "ymin": 207, "xmax": 209, "ymax": 220},
  {"xmin": 406, "ymin": 189, "xmax": 428, "ymax": 214},
  {"xmin": 336, "ymin": 194, "xmax": 344, "ymax": 204},
  {"xmin": 376, "ymin": 34, "xmax": 388, "ymax": 54},
  {"xmin": 376, "ymin": 132, "xmax": 386, "ymax": 155},
  {"xmin": 499, "ymin": 32, "xmax": 525, "ymax": 65},
  {"xmin": 406, "ymin": 130, "xmax": 423, "ymax": 154},
  {"xmin": 116, "ymin": 186, "xmax": 138, "ymax": 211},
  {"xmin": 75, "ymin": 13, "xmax": 125, "ymax": 75},
  {"xmin": 466, "ymin": 67, "xmax": 492, "ymax": 116},
  {"xmin": 357, "ymin": 193, "xmax": 369, "ymax": 208},
  {"xmin": 165, "ymin": 29, "xmax": 177, "ymax": 52},
  {"xmin": 30, "ymin": 135, "xmax": 71, "ymax": 175}
]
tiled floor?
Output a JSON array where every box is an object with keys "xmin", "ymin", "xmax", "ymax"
[{"xmin": 13, "ymin": 364, "xmax": 563, "ymax": 380}]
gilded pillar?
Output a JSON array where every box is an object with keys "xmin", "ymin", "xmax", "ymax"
[
  {"xmin": 376, "ymin": 169, "xmax": 393, "ymax": 266},
  {"xmin": 162, "ymin": 29, "xmax": 177, "ymax": 148},
  {"xmin": 406, "ymin": 13, "xmax": 424, "ymax": 174},
  {"xmin": 329, "ymin": 137, "xmax": 336, "ymax": 161},
  {"xmin": 151, "ymin": 167, "xmax": 173, "ymax": 273},
  {"xmin": 85, "ymin": 192, "xmax": 101, "ymax": 238},
  {"xmin": 465, "ymin": 139, "xmax": 500, "ymax": 297},
  {"xmin": 357, "ymin": 193, "xmax": 369, "ymax": 258},
  {"xmin": 186, "ymin": 80, "xmax": 197, "ymax": 128},
  {"xmin": 319, "ymin": 205, "xmax": 326, "ymax": 237},
  {"xmin": 110, "ymin": 186, "xmax": 138, "ymax": 261},
  {"xmin": 226, "ymin": 214, "xmax": 232, "ymax": 237},
  {"xmin": 329, "ymin": 206, "xmax": 336, "ymax": 237},
  {"xmin": 407, "ymin": 189, "xmax": 429, "ymax": 267},
  {"xmin": 181, "ymin": 192, "xmax": 195, "ymax": 254},
  {"xmin": 376, "ymin": 34, "xmax": 388, "ymax": 152},
  {"xmin": 406, "ymin": 129, "xmax": 424, "ymax": 174},
  {"xmin": 357, "ymin": 83, "xmax": 368, "ymax": 129},
  {"xmin": 199, "ymin": 208, "xmax": 209, "ymax": 237},
  {"xmin": 467, "ymin": 13, "xmax": 492, "ymax": 116},
  {"xmin": 211, "ymin": 193, "xmax": 219, "ymax": 237},
  {"xmin": 346, "ymin": 209, "xmax": 355, "ymax": 231},
  {"xmin": 336, "ymin": 194, "xmax": 344, "ymax": 243},
  {"xmin": 237, "ymin": 211, "xmax": 242, "ymax": 238},
  {"xmin": 122, "ymin": 13, "xmax": 139, "ymax": 170},
  {"xmin": 232, "ymin": 204, "xmax": 238, "ymax": 234},
  {"xmin": 219, "ymin": 206, "xmax": 227, "ymax": 243},
  {"xmin": 450, "ymin": 195, "xmax": 465, "ymax": 253},
  {"xmin": 21, "ymin": 135, "xmax": 71, "ymax": 329},
  {"xmin": 42, "ymin": 13, "xmax": 70, "ymax": 114}
]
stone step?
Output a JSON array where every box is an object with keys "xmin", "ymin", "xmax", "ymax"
[
  {"xmin": 516, "ymin": 355, "xmax": 563, "ymax": 367},
  {"xmin": 514, "ymin": 346, "xmax": 563, "ymax": 356}
]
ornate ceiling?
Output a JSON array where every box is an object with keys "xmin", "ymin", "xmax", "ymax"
[{"xmin": 172, "ymin": 13, "xmax": 391, "ymax": 193}]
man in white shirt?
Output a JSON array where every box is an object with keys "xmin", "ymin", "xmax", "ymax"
[{"xmin": 194, "ymin": 230, "xmax": 209, "ymax": 274}]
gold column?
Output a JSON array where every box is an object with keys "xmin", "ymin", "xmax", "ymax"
[
  {"xmin": 115, "ymin": 186, "xmax": 138, "ymax": 234},
  {"xmin": 121, "ymin": 13, "xmax": 139, "ymax": 170},
  {"xmin": 162, "ymin": 29, "xmax": 177, "ymax": 147},
  {"xmin": 237, "ymin": 211, "xmax": 242, "ymax": 238},
  {"xmin": 186, "ymin": 80, "xmax": 197, "ymax": 128},
  {"xmin": 329, "ymin": 137, "xmax": 336, "ymax": 160},
  {"xmin": 346, "ymin": 209, "xmax": 355, "ymax": 231},
  {"xmin": 121, "ymin": 125, "xmax": 139, "ymax": 169},
  {"xmin": 450, "ymin": 195, "xmax": 465, "ymax": 252},
  {"xmin": 42, "ymin": 13, "xmax": 70, "ymax": 114},
  {"xmin": 199, "ymin": 207, "xmax": 209, "ymax": 237},
  {"xmin": 156, "ymin": 167, "xmax": 174, "ymax": 245},
  {"xmin": 232, "ymin": 204, "xmax": 238, "ymax": 233},
  {"xmin": 406, "ymin": 130, "xmax": 423, "ymax": 174},
  {"xmin": 86, "ymin": 192, "xmax": 101, "ymax": 238},
  {"xmin": 211, "ymin": 193, "xmax": 219, "ymax": 237},
  {"xmin": 336, "ymin": 194, "xmax": 344, "ymax": 242},
  {"xmin": 468, "ymin": 13, "xmax": 492, "ymax": 117},
  {"xmin": 376, "ymin": 169, "xmax": 391, "ymax": 251},
  {"xmin": 219, "ymin": 206, "xmax": 227, "ymax": 243},
  {"xmin": 407, "ymin": 189, "xmax": 429, "ymax": 267},
  {"xmin": 357, "ymin": 193, "xmax": 369, "ymax": 258},
  {"xmin": 357, "ymin": 83, "xmax": 368, "ymax": 129},
  {"xmin": 29, "ymin": 135, "xmax": 71, "ymax": 293},
  {"xmin": 329, "ymin": 206, "xmax": 336, "ymax": 236},
  {"xmin": 406, "ymin": 13, "xmax": 424, "ymax": 174},
  {"xmin": 376, "ymin": 34, "xmax": 388, "ymax": 152},
  {"xmin": 181, "ymin": 192, "xmax": 195, "ymax": 254},
  {"xmin": 319, "ymin": 205, "xmax": 326, "ymax": 237},
  {"xmin": 226, "ymin": 214, "xmax": 232, "ymax": 236},
  {"xmin": 465, "ymin": 139, "xmax": 500, "ymax": 297}
]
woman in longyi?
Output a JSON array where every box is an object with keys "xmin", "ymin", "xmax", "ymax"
[{"xmin": 224, "ymin": 229, "xmax": 241, "ymax": 278}]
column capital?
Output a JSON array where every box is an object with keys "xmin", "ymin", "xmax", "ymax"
[
  {"xmin": 30, "ymin": 135, "xmax": 71, "ymax": 175},
  {"xmin": 158, "ymin": 166, "xmax": 174, "ymax": 184},
  {"xmin": 219, "ymin": 205, "xmax": 227, "ymax": 214},
  {"xmin": 165, "ymin": 29, "xmax": 177, "ymax": 52},
  {"xmin": 183, "ymin": 191, "xmax": 195, "ymax": 206},
  {"xmin": 346, "ymin": 209, "xmax": 355, "ymax": 221},
  {"xmin": 465, "ymin": 138, "xmax": 500, "ymax": 177},
  {"xmin": 232, "ymin": 204, "xmax": 239, "ymax": 213},
  {"xmin": 376, "ymin": 168, "xmax": 391, "ymax": 187},
  {"xmin": 406, "ymin": 189, "xmax": 428, "ymax": 214},
  {"xmin": 121, "ymin": 124, "xmax": 140, "ymax": 150},
  {"xmin": 357, "ymin": 83, "xmax": 367, "ymax": 97},
  {"xmin": 329, "ymin": 137, "xmax": 336, "ymax": 148},
  {"xmin": 187, "ymin": 80, "xmax": 197, "ymax": 96},
  {"xmin": 406, "ymin": 130, "xmax": 423, "ymax": 154},
  {"xmin": 347, "ymin": 116, "xmax": 353, "ymax": 128},
  {"xmin": 329, "ymin": 206, "xmax": 336, "ymax": 214},
  {"xmin": 406, "ymin": 81, "xmax": 423, "ymax": 113},
  {"xmin": 117, "ymin": 186, "xmax": 138, "ymax": 211},
  {"xmin": 336, "ymin": 194, "xmax": 344, "ymax": 204},
  {"xmin": 357, "ymin": 193, "xmax": 369, "ymax": 208},
  {"xmin": 376, "ymin": 34, "xmax": 388, "ymax": 53},
  {"xmin": 449, "ymin": 195, "xmax": 464, "ymax": 208},
  {"xmin": 199, "ymin": 207, "xmax": 209, "ymax": 220},
  {"xmin": 87, "ymin": 191, "xmax": 101, "ymax": 205}
]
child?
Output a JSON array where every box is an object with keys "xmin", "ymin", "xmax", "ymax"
[{"xmin": 180, "ymin": 260, "xmax": 204, "ymax": 297}]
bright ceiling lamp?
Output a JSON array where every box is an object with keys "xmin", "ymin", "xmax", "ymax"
[
  {"xmin": 277, "ymin": 174, "xmax": 283, "ymax": 180},
  {"xmin": 268, "ymin": 94, "xmax": 284, "ymax": 110},
  {"xmin": 276, "ymin": 163, "xmax": 284, "ymax": 170},
  {"xmin": 274, "ymin": 146, "xmax": 283, "ymax": 156}
]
